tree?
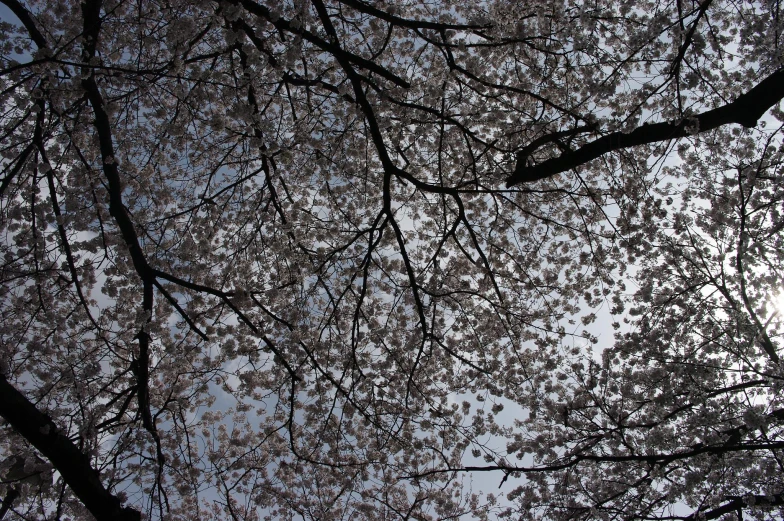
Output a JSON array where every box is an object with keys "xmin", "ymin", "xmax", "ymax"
[{"xmin": 0, "ymin": 0, "xmax": 782, "ymax": 519}]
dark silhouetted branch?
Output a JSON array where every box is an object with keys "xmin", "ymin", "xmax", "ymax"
[
  {"xmin": 683, "ymin": 492, "xmax": 784, "ymax": 521},
  {"xmin": 0, "ymin": 0, "xmax": 47, "ymax": 48},
  {"xmin": 507, "ymin": 68, "xmax": 784, "ymax": 186},
  {"xmin": 0, "ymin": 375, "xmax": 140, "ymax": 521}
]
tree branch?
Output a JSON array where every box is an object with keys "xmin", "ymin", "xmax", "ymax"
[
  {"xmin": 0, "ymin": 0, "xmax": 47, "ymax": 48},
  {"xmin": 506, "ymin": 68, "xmax": 784, "ymax": 186},
  {"xmin": 0, "ymin": 375, "xmax": 140, "ymax": 521},
  {"xmin": 684, "ymin": 492, "xmax": 784, "ymax": 521}
]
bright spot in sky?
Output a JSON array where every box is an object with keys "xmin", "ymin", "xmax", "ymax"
[{"xmin": 770, "ymin": 290, "xmax": 784, "ymax": 318}]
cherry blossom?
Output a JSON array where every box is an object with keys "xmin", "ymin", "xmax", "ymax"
[{"xmin": 0, "ymin": 0, "xmax": 782, "ymax": 519}]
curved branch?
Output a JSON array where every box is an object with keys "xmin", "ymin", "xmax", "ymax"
[
  {"xmin": 0, "ymin": 0, "xmax": 47, "ymax": 48},
  {"xmin": 506, "ymin": 68, "xmax": 784, "ymax": 186}
]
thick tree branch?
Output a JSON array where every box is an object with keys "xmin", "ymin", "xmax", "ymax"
[
  {"xmin": 684, "ymin": 492, "xmax": 784, "ymax": 521},
  {"xmin": 507, "ymin": 68, "xmax": 784, "ymax": 186},
  {"xmin": 79, "ymin": 6, "xmax": 169, "ymax": 513},
  {"xmin": 0, "ymin": 486, "xmax": 18, "ymax": 520},
  {"xmin": 0, "ymin": 375, "xmax": 140, "ymax": 521},
  {"xmin": 0, "ymin": 0, "xmax": 47, "ymax": 48}
]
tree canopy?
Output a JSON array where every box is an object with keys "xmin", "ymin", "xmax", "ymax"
[{"xmin": 1, "ymin": 0, "xmax": 783, "ymax": 519}]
